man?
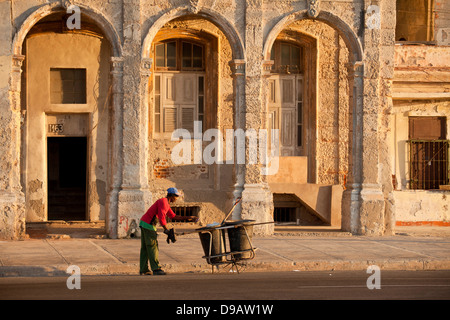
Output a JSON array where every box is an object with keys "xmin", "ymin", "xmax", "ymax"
[{"xmin": 139, "ymin": 187, "xmax": 197, "ymax": 275}]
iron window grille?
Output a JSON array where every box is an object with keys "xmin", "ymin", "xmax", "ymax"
[
  {"xmin": 408, "ymin": 139, "xmax": 450, "ymax": 190},
  {"xmin": 168, "ymin": 206, "xmax": 199, "ymax": 223}
]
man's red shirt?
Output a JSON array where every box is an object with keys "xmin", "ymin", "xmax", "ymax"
[{"xmin": 140, "ymin": 198, "xmax": 176, "ymax": 228}]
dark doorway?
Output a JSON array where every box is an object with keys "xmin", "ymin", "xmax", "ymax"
[{"xmin": 47, "ymin": 137, "xmax": 87, "ymax": 220}]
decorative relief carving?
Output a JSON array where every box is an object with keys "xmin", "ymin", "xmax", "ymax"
[
  {"xmin": 307, "ymin": 0, "xmax": 320, "ymax": 18},
  {"xmin": 61, "ymin": 0, "xmax": 72, "ymax": 9},
  {"xmin": 188, "ymin": 0, "xmax": 201, "ymax": 14}
]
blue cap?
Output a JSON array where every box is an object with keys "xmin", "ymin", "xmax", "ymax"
[{"xmin": 167, "ymin": 187, "xmax": 180, "ymax": 196}]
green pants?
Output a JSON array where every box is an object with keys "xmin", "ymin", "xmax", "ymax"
[{"xmin": 139, "ymin": 227, "xmax": 161, "ymax": 273}]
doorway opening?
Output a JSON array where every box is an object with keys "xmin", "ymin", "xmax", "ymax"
[{"xmin": 47, "ymin": 137, "xmax": 87, "ymax": 221}]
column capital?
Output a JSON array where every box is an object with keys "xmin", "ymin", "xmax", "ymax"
[
  {"xmin": 346, "ymin": 61, "xmax": 364, "ymax": 78},
  {"xmin": 229, "ymin": 59, "xmax": 245, "ymax": 78},
  {"xmin": 262, "ymin": 60, "xmax": 274, "ymax": 77},
  {"xmin": 12, "ymin": 55, "xmax": 25, "ymax": 72},
  {"xmin": 141, "ymin": 58, "xmax": 152, "ymax": 77},
  {"xmin": 110, "ymin": 56, "xmax": 124, "ymax": 71}
]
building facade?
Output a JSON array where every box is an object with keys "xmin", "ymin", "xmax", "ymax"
[{"xmin": 0, "ymin": 0, "xmax": 449, "ymax": 240}]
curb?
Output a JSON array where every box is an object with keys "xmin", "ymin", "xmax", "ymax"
[{"xmin": 2, "ymin": 259, "xmax": 450, "ymax": 277}]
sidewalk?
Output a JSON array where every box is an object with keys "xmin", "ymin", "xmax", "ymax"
[{"xmin": 0, "ymin": 226, "xmax": 449, "ymax": 277}]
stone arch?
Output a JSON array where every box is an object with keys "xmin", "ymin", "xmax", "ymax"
[
  {"xmin": 12, "ymin": 2, "xmax": 122, "ymax": 57},
  {"xmin": 11, "ymin": 2, "xmax": 124, "ymax": 231},
  {"xmin": 141, "ymin": 6, "xmax": 244, "ymax": 60},
  {"xmin": 263, "ymin": 10, "xmax": 363, "ymax": 64},
  {"xmin": 262, "ymin": 9, "xmax": 365, "ymax": 231}
]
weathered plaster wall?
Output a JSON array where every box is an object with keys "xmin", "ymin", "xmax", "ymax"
[
  {"xmin": 25, "ymin": 32, "xmax": 111, "ymax": 221},
  {"xmin": 394, "ymin": 190, "xmax": 449, "ymax": 223},
  {"xmin": 6, "ymin": 0, "xmax": 447, "ymax": 239},
  {"xmin": 391, "ymin": 100, "xmax": 450, "ymax": 189},
  {"xmin": 390, "ymin": 39, "xmax": 450, "ymax": 225}
]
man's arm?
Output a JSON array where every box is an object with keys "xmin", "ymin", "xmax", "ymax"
[{"xmin": 171, "ymin": 215, "xmax": 198, "ymax": 222}]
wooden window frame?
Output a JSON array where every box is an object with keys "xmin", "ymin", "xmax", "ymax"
[
  {"xmin": 154, "ymin": 39, "xmax": 205, "ymax": 72},
  {"xmin": 270, "ymin": 41, "xmax": 303, "ymax": 74}
]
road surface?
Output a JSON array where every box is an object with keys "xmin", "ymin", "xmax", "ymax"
[{"xmin": 2, "ymin": 269, "xmax": 450, "ymax": 298}]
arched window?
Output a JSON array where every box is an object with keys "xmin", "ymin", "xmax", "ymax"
[
  {"xmin": 268, "ymin": 40, "xmax": 305, "ymax": 156},
  {"xmin": 153, "ymin": 39, "xmax": 205, "ymax": 135}
]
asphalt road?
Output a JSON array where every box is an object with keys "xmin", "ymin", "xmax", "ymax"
[
  {"xmin": 1, "ymin": 270, "xmax": 448, "ymax": 318},
  {"xmin": 1, "ymin": 270, "xmax": 450, "ymax": 302},
  {"xmin": 0, "ymin": 270, "xmax": 450, "ymax": 300}
]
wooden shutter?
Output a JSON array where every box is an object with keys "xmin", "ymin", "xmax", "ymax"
[
  {"xmin": 181, "ymin": 106, "xmax": 195, "ymax": 132},
  {"xmin": 281, "ymin": 109, "xmax": 295, "ymax": 156},
  {"xmin": 164, "ymin": 107, "xmax": 177, "ymax": 132}
]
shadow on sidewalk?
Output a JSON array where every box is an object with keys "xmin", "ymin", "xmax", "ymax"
[{"xmin": 26, "ymin": 222, "xmax": 106, "ymax": 239}]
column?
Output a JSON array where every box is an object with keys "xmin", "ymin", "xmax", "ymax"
[
  {"xmin": 0, "ymin": 54, "xmax": 26, "ymax": 239},
  {"xmin": 358, "ymin": 0, "xmax": 386, "ymax": 235},
  {"xmin": 116, "ymin": 0, "xmax": 152, "ymax": 238},
  {"xmin": 228, "ymin": 59, "xmax": 245, "ymax": 220},
  {"xmin": 342, "ymin": 61, "xmax": 363, "ymax": 234},
  {"xmin": 106, "ymin": 56, "xmax": 124, "ymax": 238},
  {"xmin": 239, "ymin": 0, "xmax": 274, "ymax": 235}
]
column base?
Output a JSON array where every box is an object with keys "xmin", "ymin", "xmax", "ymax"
[
  {"xmin": 342, "ymin": 184, "xmax": 388, "ymax": 235},
  {"xmin": 240, "ymin": 184, "xmax": 274, "ymax": 235},
  {"xmin": 0, "ymin": 191, "xmax": 26, "ymax": 240},
  {"xmin": 116, "ymin": 188, "xmax": 152, "ymax": 238},
  {"xmin": 359, "ymin": 185, "xmax": 386, "ymax": 236}
]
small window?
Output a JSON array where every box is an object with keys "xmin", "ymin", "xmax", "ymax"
[
  {"xmin": 408, "ymin": 117, "xmax": 449, "ymax": 190},
  {"xmin": 155, "ymin": 41, "xmax": 177, "ymax": 69},
  {"xmin": 182, "ymin": 42, "xmax": 203, "ymax": 69},
  {"xmin": 153, "ymin": 39, "xmax": 206, "ymax": 136},
  {"xmin": 154, "ymin": 40, "xmax": 204, "ymax": 71},
  {"xmin": 50, "ymin": 68, "xmax": 86, "ymax": 104},
  {"xmin": 270, "ymin": 41, "xmax": 302, "ymax": 74},
  {"xmin": 169, "ymin": 206, "xmax": 199, "ymax": 223}
]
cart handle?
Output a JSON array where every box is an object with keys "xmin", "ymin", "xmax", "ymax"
[{"xmin": 221, "ymin": 197, "xmax": 242, "ymax": 225}]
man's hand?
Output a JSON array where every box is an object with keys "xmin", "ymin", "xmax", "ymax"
[
  {"xmin": 185, "ymin": 216, "xmax": 199, "ymax": 222},
  {"xmin": 164, "ymin": 228, "xmax": 176, "ymax": 244}
]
